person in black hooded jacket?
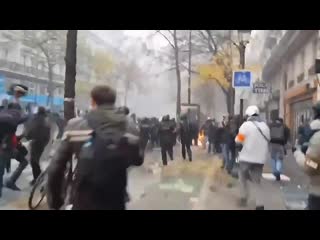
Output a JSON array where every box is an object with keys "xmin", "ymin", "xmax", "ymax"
[
  {"xmin": 0, "ymin": 103, "xmax": 28, "ymax": 194},
  {"xmin": 24, "ymin": 106, "xmax": 51, "ymax": 184},
  {"xmin": 47, "ymin": 85, "xmax": 143, "ymax": 210},
  {"xmin": 159, "ymin": 115, "xmax": 174, "ymax": 165}
]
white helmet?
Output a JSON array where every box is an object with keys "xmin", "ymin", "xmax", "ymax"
[{"xmin": 245, "ymin": 105, "xmax": 259, "ymax": 117}]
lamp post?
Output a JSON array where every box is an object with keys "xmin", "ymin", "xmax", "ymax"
[
  {"xmin": 188, "ymin": 30, "xmax": 192, "ymax": 104},
  {"xmin": 233, "ymin": 30, "xmax": 251, "ymax": 120}
]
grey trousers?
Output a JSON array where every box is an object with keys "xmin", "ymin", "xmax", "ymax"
[{"xmin": 238, "ymin": 161, "xmax": 264, "ymax": 207}]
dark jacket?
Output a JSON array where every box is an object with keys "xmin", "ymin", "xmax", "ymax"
[
  {"xmin": 207, "ymin": 121, "xmax": 218, "ymax": 141},
  {"xmin": 269, "ymin": 121, "xmax": 290, "ymax": 145},
  {"xmin": 179, "ymin": 118, "xmax": 192, "ymax": 146},
  {"xmin": 159, "ymin": 118, "xmax": 174, "ymax": 147},
  {"xmin": 0, "ymin": 108, "xmax": 27, "ymax": 147},
  {"xmin": 24, "ymin": 113, "xmax": 51, "ymax": 144},
  {"xmin": 47, "ymin": 105, "xmax": 144, "ymax": 210}
]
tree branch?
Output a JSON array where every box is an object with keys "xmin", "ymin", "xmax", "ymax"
[
  {"xmin": 198, "ymin": 30, "xmax": 214, "ymax": 54},
  {"xmin": 155, "ymin": 30, "xmax": 175, "ymax": 49},
  {"xmin": 205, "ymin": 30, "xmax": 218, "ymax": 55},
  {"xmin": 180, "ymin": 63, "xmax": 199, "ymax": 74}
]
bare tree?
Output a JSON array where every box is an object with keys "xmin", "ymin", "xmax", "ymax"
[
  {"xmin": 22, "ymin": 30, "xmax": 66, "ymax": 107},
  {"xmin": 156, "ymin": 30, "xmax": 182, "ymax": 117},
  {"xmin": 171, "ymin": 30, "xmax": 235, "ymax": 115},
  {"xmin": 64, "ymin": 30, "xmax": 78, "ymax": 122}
]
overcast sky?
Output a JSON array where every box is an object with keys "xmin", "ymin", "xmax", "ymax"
[{"xmin": 93, "ymin": 30, "xmax": 168, "ymax": 50}]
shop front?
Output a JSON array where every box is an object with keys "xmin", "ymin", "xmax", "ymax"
[{"xmin": 284, "ymin": 84, "xmax": 317, "ymax": 142}]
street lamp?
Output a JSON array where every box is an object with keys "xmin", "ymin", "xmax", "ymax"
[{"xmin": 234, "ymin": 30, "xmax": 251, "ymax": 120}]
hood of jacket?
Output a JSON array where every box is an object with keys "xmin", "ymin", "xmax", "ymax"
[
  {"xmin": 247, "ymin": 115, "xmax": 263, "ymax": 123},
  {"xmin": 86, "ymin": 104, "xmax": 127, "ymax": 139}
]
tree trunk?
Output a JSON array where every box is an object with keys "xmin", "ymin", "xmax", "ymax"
[
  {"xmin": 187, "ymin": 30, "xmax": 192, "ymax": 104},
  {"xmin": 224, "ymin": 87, "xmax": 235, "ymax": 116},
  {"xmin": 47, "ymin": 62, "xmax": 54, "ymax": 107},
  {"xmin": 64, "ymin": 30, "xmax": 78, "ymax": 122},
  {"xmin": 173, "ymin": 30, "xmax": 181, "ymax": 118}
]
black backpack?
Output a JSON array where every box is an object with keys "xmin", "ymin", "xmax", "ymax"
[
  {"xmin": 74, "ymin": 131, "xmax": 142, "ymax": 206},
  {"xmin": 77, "ymin": 133, "xmax": 128, "ymax": 184},
  {"xmin": 0, "ymin": 109, "xmax": 20, "ymax": 142},
  {"xmin": 269, "ymin": 122, "xmax": 285, "ymax": 142}
]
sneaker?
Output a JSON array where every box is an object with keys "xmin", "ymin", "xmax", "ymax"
[
  {"xmin": 5, "ymin": 182, "xmax": 21, "ymax": 191},
  {"xmin": 256, "ymin": 205, "xmax": 264, "ymax": 210},
  {"xmin": 276, "ymin": 174, "xmax": 281, "ymax": 181},
  {"xmin": 238, "ymin": 198, "xmax": 247, "ymax": 207}
]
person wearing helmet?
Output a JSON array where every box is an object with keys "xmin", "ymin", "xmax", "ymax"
[
  {"xmin": 8, "ymin": 84, "xmax": 28, "ymax": 107},
  {"xmin": 2, "ymin": 85, "xmax": 29, "ymax": 191},
  {"xmin": 179, "ymin": 113, "xmax": 192, "ymax": 162},
  {"xmin": 294, "ymin": 101, "xmax": 320, "ymax": 210},
  {"xmin": 159, "ymin": 115, "xmax": 175, "ymax": 165},
  {"xmin": 235, "ymin": 105, "xmax": 270, "ymax": 210}
]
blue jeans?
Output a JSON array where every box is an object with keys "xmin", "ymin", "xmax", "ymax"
[
  {"xmin": 271, "ymin": 158, "xmax": 283, "ymax": 175},
  {"xmin": 270, "ymin": 144, "xmax": 284, "ymax": 175},
  {"xmin": 221, "ymin": 144, "xmax": 230, "ymax": 168}
]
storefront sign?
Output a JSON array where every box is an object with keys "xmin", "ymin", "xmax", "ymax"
[{"xmin": 252, "ymin": 82, "xmax": 271, "ymax": 94}]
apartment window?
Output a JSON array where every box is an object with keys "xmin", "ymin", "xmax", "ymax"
[
  {"xmin": 22, "ymin": 55, "xmax": 26, "ymax": 67},
  {"xmin": 301, "ymin": 49, "xmax": 305, "ymax": 73},
  {"xmin": 298, "ymin": 50, "xmax": 305, "ymax": 83},
  {"xmin": 39, "ymin": 85, "xmax": 46, "ymax": 95},
  {"xmin": 2, "ymin": 49, "xmax": 9, "ymax": 59},
  {"xmin": 28, "ymin": 82, "xmax": 35, "ymax": 95},
  {"xmin": 59, "ymin": 65, "xmax": 64, "ymax": 75},
  {"xmin": 313, "ymin": 38, "xmax": 318, "ymax": 62},
  {"xmin": 284, "ymin": 72, "xmax": 288, "ymax": 90}
]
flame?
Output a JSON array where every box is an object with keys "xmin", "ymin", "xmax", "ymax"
[{"xmin": 198, "ymin": 130, "xmax": 206, "ymax": 149}]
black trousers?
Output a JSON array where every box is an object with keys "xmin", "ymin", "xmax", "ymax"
[
  {"xmin": 208, "ymin": 139, "xmax": 215, "ymax": 154},
  {"xmin": 30, "ymin": 141, "xmax": 47, "ymax": 181},
  {"xmin": 161, "ymin": 144, "xmax": 173, "ymax": 166},
  {"xmin": 307, "ymin": 194, "xmax": 320, "ymax": 210},
  {"xmin": 181, "ymin": 139, "xmax": 192, "ymax": 161},
  {"xmin": 7, "ymin": 145, "xmax": 28, "ymax": 185},
  {"xmin": 214, "ymin": 141, "xmax": 221, "ymax": 153},
  {"xmin": 0, "ymin": 151, "xmax": 10, "ymax": 197}
]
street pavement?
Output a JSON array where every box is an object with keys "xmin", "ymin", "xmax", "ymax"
[{"xmin": 0, "ymin": 141, "xmax": 311, "ymax": 210}]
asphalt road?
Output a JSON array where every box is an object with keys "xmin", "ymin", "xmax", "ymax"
[{"xmin": 0, "ymin": 140, "xmax": 311, "ymax": 210}]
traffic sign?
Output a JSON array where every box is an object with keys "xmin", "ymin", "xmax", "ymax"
[
  {"xmin": 253, "ymin": 82, "xmax": 271, "ymax": 94},
  {"xmin": 232, "ymin": 70, "xmax": 252, "ymax": 88}
]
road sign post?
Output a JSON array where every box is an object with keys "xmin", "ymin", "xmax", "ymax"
[
  {"xmin": 233, "ymin": 70, "xmax": 252, "ymax": 117},
  {"xmin": 232, "ymin": 70, "xmax": 252, "ymax": 89}
]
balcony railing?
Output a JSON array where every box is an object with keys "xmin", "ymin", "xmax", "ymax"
[
  {"xmin": 0, "ymin": 59, "xmax": 64, "ymax": 82},
  {"xmin": 297, "ymin": 72, "xmax": 304, "ymax": 83}
]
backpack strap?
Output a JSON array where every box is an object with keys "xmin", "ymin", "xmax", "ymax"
[
  {"xmin": 62, "ymin": 130, "xmax": 93, "ymax": 142},
  {"xmin": 250, "ymin": 121, "xmax": 270, "ymax": 142}
]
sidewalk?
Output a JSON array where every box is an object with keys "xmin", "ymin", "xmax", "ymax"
[
  {"xmin": 128, "ymin": 147, "xmax": 215, "ymax": 210},
  {"xmin": 202, "ymin": 168, "xmax": 286, "ymax": 210}
]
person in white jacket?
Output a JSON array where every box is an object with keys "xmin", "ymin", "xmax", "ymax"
[{"xmin": 235, "ymin": 105, "xmax": 270, "ymax": 210}]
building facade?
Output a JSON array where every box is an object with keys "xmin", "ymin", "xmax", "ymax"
[
  {"xmin": 0, "ymin": 30, "xmax": 65, "ymax": 106},
  {"xmin": 262, "ymin": 30, "xmax": 320, "ymax": 141}
]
